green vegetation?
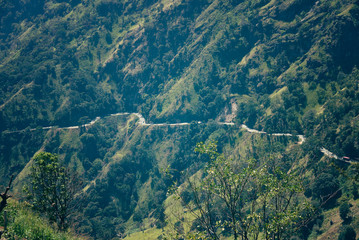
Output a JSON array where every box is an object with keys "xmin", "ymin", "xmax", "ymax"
[
  {"xmin": 339, "ymin": 202, "xmax": 351, "ymax": 223},
  {"xmin": 338, "ymin": 225, "xmax": 356, "ymax": 240},
  {"xmin": 1, "ymin": 200, "xmax": 82, "ymax": 240},
  {"xmin": 168, "ymin": 141, "xmax": 312, "ymax": 239},
  {"xmin": 24, "ymin": 152, "xmax": 82, "ymax": 230},
  {"xmin": 0, "ymin": 0, "xmax": 358, "ymax": 239}
]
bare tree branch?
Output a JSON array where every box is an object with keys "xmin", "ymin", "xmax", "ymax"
[{"xmin": 0, "ymin": 175, "xmax": 14, "ymax": 214}]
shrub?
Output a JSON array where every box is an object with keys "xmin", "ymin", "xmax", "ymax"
[
  {"xmin": 338, "ymin": 225, "xmax": 356, "ymax": 240},
  {"xmin": 339, "ymin": 202, "xmax": 351, "ymax": 223}
]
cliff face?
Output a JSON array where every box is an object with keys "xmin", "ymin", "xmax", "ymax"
[{"xmin": 1, "ymin": 0, "xmax": 359, "ymax": 239}]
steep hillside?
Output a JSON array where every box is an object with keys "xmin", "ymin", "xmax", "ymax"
[
  {"xmin": 1, "ymin": 0, "xmax": 358, "ymax": 151},
  {"xmin": 1, "ymin": 0, "xmax": 359, "ymax": 239}
]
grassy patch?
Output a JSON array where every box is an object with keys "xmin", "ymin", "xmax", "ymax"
[
  {"xmin": 1, "ymin": 200, "xmax": 83, "ymax": 240},
  {"xmin": 125, "ymin": 227, "xmax": 162, "ymax": 240}
]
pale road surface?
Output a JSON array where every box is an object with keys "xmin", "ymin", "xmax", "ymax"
[
  {"xmin": 3, "ymin": 112, "xmax": 351, "ymax": 162},
  {"xmin": 320, "ymin": 147, "xmax": 339, "ymax": 160}
]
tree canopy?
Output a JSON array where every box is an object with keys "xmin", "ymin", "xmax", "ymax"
[
  {"xmin": 24, "ymin": 152, "xmax": 82, "ymax": 230},
  {"xmin": 168, "ymin": 141, "xmax": 312, "ymax": 240}
]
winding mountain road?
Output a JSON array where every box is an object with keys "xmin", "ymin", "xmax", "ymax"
[{"xmin": 3, "ymin": 112, "xmax": 352, "ymax": 162}]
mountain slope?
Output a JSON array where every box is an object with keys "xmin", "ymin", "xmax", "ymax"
[{"xmin": 1, "ymin": 0, "xmax": 359, "ymax": 239}]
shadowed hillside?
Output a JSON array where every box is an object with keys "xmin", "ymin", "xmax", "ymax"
[{"xmin": 1, "ymin": 0, "xmax": 359, "ymax": 239}]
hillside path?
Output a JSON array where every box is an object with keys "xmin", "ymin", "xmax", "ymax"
[
  {"xmin": 0, "ymin": 82, "xmax": 33, "ymax": 111},
  {"xmin": 3, "ymin": 111, "xmax": 352, "ymax": 162}
]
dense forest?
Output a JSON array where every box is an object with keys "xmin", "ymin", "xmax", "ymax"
[{"xmin": 0, "ymin": 0, "xmax": 359, "ymax": 239}]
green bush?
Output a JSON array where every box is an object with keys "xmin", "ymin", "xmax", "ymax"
[
  {"xmin": 338, "ymin": 225, "xmax": 356, "ymax": 240},
  {"xmin": 3, "ymin": 201, "xmax": 81, "ymax": 240},
  {"xmin": 339, "ymin": 202, "xmax": 351, "ymax": 223}
]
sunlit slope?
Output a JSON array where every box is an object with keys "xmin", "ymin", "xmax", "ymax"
[{"xmin": 0, "ymin": 0, "xmax": 359, "ymax": 239}]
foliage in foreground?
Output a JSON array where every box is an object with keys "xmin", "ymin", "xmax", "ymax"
[
  {"xmin": 1, "ymin": 0, "xmax": 359, "ymax": 238},
  {"xmin": 0, "ymin": 200, "xmax": 83, "ymax": 240},
  {"xmin": 167, "ymin": 141, "xmax": 313, "ymax": 240},
  {"xmin": 24, "ymin": 152, "xmax": 82, "ymax": 231}
]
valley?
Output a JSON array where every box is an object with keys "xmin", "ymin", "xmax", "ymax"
[{"xmin": 0, "ymin": 0, "xmax": 359, "ymax": 239}]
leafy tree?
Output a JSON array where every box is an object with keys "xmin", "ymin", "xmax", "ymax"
[
  {"xmin": 339, "ymin": 202, "xmax": 351, "ymax": 223},
  {"xmin": 311, "ymin": 173, "xmax": 341, "ymax": 208},
  {"xmin": 24, "ymin": 152, "xmax": 82, "ymax": 230},
  {"xmin": 169, "ymin": 141, "xmax": 312, "ymax": 240},
  {"xmin": 338, "ymin": 225, "xmax": 356, "ymax": 240}
]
